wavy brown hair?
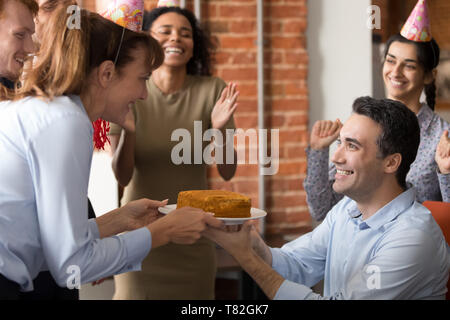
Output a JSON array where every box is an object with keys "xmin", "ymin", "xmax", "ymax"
[{"xmin": 12, "ymin": 6, "xmax": 164, "ymax": 100}]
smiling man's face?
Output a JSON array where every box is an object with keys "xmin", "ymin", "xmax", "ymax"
[
  {"xmin": 0, "ymin": 0, "xmax": 35, "ymax": 81},
  {"xmin": 330, "ymin": 113, "xmax": 385, "ymax": 202}
]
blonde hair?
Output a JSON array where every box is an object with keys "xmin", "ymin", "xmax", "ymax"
[{"xmin": 13, "ymin": 6, "xmax": 164, "ymax": 100}]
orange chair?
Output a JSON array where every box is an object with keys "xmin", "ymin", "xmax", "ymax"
[{"xmin": 422, "ymin": 201, "xmax": 450, "ymax": 300}]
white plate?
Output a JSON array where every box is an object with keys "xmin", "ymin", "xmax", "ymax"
[{"xmin": 158, "ymin": 204, "xmax": 267, "ymax": 225}]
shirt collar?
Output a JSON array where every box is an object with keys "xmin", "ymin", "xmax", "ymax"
[
  {"xmin": 0, "ymin": 77, "xmax": 15, "ymax": 90},
  {"xmin": 416, "ymin": 103, "xmax": 433, "ymax": 132},
  {"xmin": 346, "ymin": 188, "xmax": 416, "ymax": 230}
]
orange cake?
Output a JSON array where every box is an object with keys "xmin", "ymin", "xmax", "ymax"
[{"xmin": 176, "ymin": 190, "xmax": 251, "ymax": 218}]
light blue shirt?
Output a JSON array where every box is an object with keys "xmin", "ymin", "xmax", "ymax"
[
  {"xmin": 0, "ymin": 95, "xmax": 151, "ymax": 292},
  {"xmin": 271, "ymin": 188, "xmax": 450, "ymax": 299}
]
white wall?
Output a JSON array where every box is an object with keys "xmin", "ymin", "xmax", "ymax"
[
  {"xmin": 87, "ymin": 150, "xmax": 118, "ymax": 217},
  {"xmin": 307, "ymin": 0, "xmax": 373, "ymax": 131}
]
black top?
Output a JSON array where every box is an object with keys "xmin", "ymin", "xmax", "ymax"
[{"xmin": 87, "ymin": 198, "xmax": 96, "ymax": 219}]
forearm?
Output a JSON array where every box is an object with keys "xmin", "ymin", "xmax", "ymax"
[
  {"xmin": 252, "ymin": 232, "xmax": 273, "ymax": 265},
  {"xmin": 236, "ymin": 250, "xmax": 284, "ymax": 300},
  {"xmin": 111, "ymin": 130, "xmax": 136, "ymax": 187},
  {"xmin": 95, "ymin": 208, "xmax": 129, "ymax": 238}
]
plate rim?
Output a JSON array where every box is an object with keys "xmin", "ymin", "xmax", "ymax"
[{"xmin": 158, "ymin": 204, "xmax": 267, "ymax": 221}]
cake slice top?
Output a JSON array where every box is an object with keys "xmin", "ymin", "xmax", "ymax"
[{"xmin": 178, "ymin": 190, "xmax": 250, "ymax": 202}]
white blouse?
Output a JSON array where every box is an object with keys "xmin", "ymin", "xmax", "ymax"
[{"xmin": 0, "ymin": 95, "xmax": 150, "ymax": 291}]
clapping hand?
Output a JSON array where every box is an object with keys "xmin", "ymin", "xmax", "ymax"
[
  {"xmin": 436, "ymin": 130, "xmax": 450, "ymax": 174},
  {"xmin": 310, "ymin": 119, "xmax": 343, "ymax": 150},
  {"xmin": 211, "ymin": 82, "xmax": 239, "ymax": 130}
]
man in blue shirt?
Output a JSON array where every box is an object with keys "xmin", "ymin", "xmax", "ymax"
[{"xmin": 205, "ymin": 96, "xmax": 450, "ymax": 299}]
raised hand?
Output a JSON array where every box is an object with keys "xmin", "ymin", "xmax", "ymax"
[
  {"xmin": 435, "ymin": 130, "xmax": 450, "ymax": 174},
  {"xmin": 211, "ymin": 82, "xmax": 239, "ymax": 130},
  {"xmin": 310, "ymin": 119, "xmax": 342, "ymax": 150}
]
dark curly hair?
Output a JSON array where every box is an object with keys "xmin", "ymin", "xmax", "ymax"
[
  {"xmin": 143, "ymin": 7, "xmax": 214, "ymax": 76},
  {"xmin": 383, "ymin": 34, "xmax": 440, "ymax": 111},
  {"xmin": 352, "ymin": 96, "xmax": 420, "ymax": 189}
]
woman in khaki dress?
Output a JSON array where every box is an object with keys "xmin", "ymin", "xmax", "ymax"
[{"xmin": 109, "ymin": 5, "xmax": 238, "ymax": 299}]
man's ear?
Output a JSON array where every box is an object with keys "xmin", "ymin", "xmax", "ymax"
[
  {"xmin": 384, "ymin": 153, "xmax": 402, "ymax": 174},
  {"xmin": 96, "ymin": 60, "xmax": 116, "ymax": 88},
  {"xmin": 424, "ymin": 68, "xmax": 437, "ymax": 86}
]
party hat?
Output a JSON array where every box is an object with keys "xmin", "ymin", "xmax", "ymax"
[
  {"xmin": 157, "ymin": 0, "xmax": 180, "ymax": 7},
  {"xmin": 400, "ymin": 0, "xmax": 432, "ymax": 42},
  {"xmin": 100, "ymin": 0, "xmax": 144, "ymax": 32}
]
